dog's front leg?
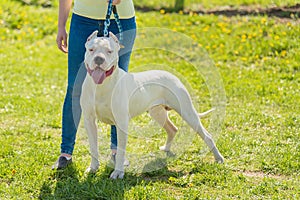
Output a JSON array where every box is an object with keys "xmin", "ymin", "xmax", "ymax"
[
  {"xmin": 84, "ymin": 116, "xmax": 100, "ymax": 173},
  {"xmin": 110, "ymin": 122, "xmax": 128, "ymax": 179}
]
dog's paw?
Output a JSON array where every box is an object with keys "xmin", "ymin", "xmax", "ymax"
[
  {"xmin": 159, "ymin": 145, "xmax": 170, "ymax": 152},
  {"xmin": 215, "ymin": 156, "xmax": 225, "ymax": 164},
  {"xmin": 85, "ymin": 166, "xmax": 98, "ymax": 174},
  {"xmin": 110, "ymin": 170, "xmax": 124, "ymax": 179}
]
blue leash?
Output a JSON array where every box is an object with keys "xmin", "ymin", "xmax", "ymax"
[{"xmin": 101, "ymin": 0, "xmax": 123, "ymax": 42}]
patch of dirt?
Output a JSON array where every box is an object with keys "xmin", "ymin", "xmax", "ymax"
[
  {"xmin": 135, "ymin": 4, "xmax": 300, "ymax": 19},
  {"xmin": 235, "ymin": 170, "xmax": 286, "ymax": 180},
  {"xmin": 205, "ymin": 4, "xmax": 300, "ymax": 19}
]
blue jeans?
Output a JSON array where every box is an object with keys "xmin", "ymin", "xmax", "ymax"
[{"xmin": 61, "ymin": 13, "xmax": 136, "ymax": 155}]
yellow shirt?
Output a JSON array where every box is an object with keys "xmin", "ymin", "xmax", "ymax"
[{"xmin": 73, "ymin": 0, "xmax": 135, "ymax": 19}]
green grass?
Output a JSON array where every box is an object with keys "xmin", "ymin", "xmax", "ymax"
[{"xmin": 1, "ymin": 0, "xmax": 299, "ymax": 199}]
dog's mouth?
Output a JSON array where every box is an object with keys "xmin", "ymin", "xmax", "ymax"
[{"xmin": 86, "ymin": 64, "xmax": 115, "ymax": 84}]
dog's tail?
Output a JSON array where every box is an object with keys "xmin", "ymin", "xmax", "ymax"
[{"xmin": 198, "ymin": 107, "xmax": 216, "ymax": 118}]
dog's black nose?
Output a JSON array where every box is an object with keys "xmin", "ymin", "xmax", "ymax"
[{"xmin": 94, "ymin": 56, "xmax": 104, "ymax": 65}]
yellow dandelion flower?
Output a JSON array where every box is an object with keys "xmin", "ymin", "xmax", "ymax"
[
  {"xmin": 261, "ymin": 18, "xmax": 267, "ymax": 24},
  {"xmin": 274, "ymin": 35, "xmax": 280, "ymax": 40},
  {"xmin": 280, "ymin": 50, "xmax": 287, "ymax": 57},
  {"xmin": 160, "ymin": 9, "xmax": 165, "ymax": 14},
  {"xmin": 226, "ymin": 29, "xmax": 232, "ymax": 34},
  {"xmin": 217, "ymin": 22, "xmax": 224, "ymax": 27},
  {"xmin": 179, "ymin": 10, "xmax": 184, "ymax": 15},
  {"xmin": 191, "ymin": 34, "xmax": 197, "ymax": 40},
  {"xmin": 222, "ymin": 28, "xmax": 231, "ymax": 34},
  {"xmin": 188, "ymin": 183, "xmax": 194, "ymax": 187},
  {"xmin": 203, "ymin": 25, "xmax": 210, "ymax": 32}
]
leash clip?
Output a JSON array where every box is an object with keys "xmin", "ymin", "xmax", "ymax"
[{"xmin": 101, "ymin": 0, "xmax": 123, "ymax": 42}]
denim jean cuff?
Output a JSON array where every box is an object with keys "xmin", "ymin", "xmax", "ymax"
[
  {"xmin": 61, "ymin": 150, "xmax": 73, "ymax": 155},
  {"xmin": 110, "ymin": 144, "xmax": 117, "ymax": 150}
]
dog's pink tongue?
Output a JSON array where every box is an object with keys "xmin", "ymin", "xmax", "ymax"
[{"xmin": 91, "ymin": 68, "xmax": 106, "ymax": 84}]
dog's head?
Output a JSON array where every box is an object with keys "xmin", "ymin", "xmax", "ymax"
[{"xmin": 84, "ymin": 31, "xmax": 121, "ymax": 84}]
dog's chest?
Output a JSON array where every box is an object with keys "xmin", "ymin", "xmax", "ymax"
[{"xmin": 94, "ymin": 95, "xmax": 115, "ymax": 125}]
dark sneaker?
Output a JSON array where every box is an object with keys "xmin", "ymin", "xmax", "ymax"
[
  {"xmin": 111, "ymin": 153, "xmax": 130, "ymax": 167},
  {"xmin": 52, "ymin": 156, "xmax": 72, "ymax": 170}
]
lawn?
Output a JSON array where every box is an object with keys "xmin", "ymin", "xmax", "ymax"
[{"xmin": 0, "ymin": 0, "xmax": 299, "ymax": 199}]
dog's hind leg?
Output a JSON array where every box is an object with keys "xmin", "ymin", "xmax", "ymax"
[
  {"xmin": 149, "ymin": 105, "xmax": 178, "ymax": 152},
  {"xmin": 180, "ymin": 105, "xmax": 224, "ymax": 163},
  {"xmin": 169, "ymin": 89, "xmax": 224, "ymax": 163},
  {"xmin": 84, "ymin": 116, "xmax": 100, "ymax": 173}
]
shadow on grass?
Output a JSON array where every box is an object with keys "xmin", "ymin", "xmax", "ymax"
[{"xmin": 38, "ymin": 156, "xmax": 184, "ymax": 199}]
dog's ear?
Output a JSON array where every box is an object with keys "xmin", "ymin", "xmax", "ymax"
[
  {"xmin": 109, "ymin": 32, "xmax": 119, "ymax": 44},
  {"xmin": 109, "ymin": 32, "xmax": 125, "ymax": 49},
  {"xmin": 87, "ymin": 31, "xmax": 98, "ymax": 42}
]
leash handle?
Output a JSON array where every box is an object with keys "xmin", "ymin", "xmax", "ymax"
[{"xmin": 103, "ymin": 0, "xmax": 123, "ymax": 42}]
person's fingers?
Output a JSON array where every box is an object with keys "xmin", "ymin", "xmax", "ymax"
[
  {"xmin": 108, "ymin": 0, "xmax": 121, "ymax": 5},
  {"xmin": 56, "ymin": 33, "xmax": 68, "ymax": 53},
  {"xmin": 62, "ymin": 34, "xmax": 68, "ymax": 53}
]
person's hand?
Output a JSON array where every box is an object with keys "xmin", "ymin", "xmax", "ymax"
[
  {"xmin": 56, "ymin": 27, "xmax": 68, "ymax": 53},
  {"xmin": 108, "ymin": 0, "xmax": 121, "ymax": 5}
]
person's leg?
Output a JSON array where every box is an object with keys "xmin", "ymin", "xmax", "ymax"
[
  {"xmin": 58, "ymin": 14, "xmax": 101, "ymax": 168},
  {"xmin": 108, "ymin": 17, "xmax": 137, "ymax": 152}
]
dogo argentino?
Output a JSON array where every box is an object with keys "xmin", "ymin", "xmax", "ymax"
[{"xmin": 80, "ymin": 31, "xmax": 224, "ymax": 179}]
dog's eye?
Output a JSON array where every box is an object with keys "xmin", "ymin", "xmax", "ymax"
[
  {"xmin": 89, "ymin": 48, "xmax": 94, "ymax": 52},
  {"xmin": 107, "ymin": 49, "xmax": 113, "ymax": 54}
]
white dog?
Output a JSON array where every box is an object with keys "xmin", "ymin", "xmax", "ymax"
[{"xmin": 80, "ymin": 31, "xmax": 224, "ymax": 179}]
